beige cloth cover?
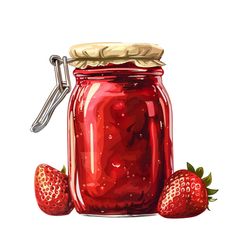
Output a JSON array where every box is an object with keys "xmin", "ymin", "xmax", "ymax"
[{"xmin": 69, "ymin": 42, "xmax": 165, "ymax": 69}]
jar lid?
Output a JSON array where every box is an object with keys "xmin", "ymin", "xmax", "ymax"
[{"xmin": 69, "ymin": 42, "xmax": 165, "ymax": 69}]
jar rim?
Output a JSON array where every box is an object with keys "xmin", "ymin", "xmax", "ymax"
[{"xmin": 73, "ymin": 63, "xmax": 164, "ymax": 79}]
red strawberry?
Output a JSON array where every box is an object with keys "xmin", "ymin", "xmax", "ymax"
[
  {"xmin": 34, "ymin": 164, "xmax": 74, "ymax": 216},
  {"xmin": 157, "ymin": 163, "xmax": 218, "ymax": 218}
]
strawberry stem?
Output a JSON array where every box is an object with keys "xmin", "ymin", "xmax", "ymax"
[{"xmin": 61, "ymin": 165, "xmax": 66, "ymax": 174}]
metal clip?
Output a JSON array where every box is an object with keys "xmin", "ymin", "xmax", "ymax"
[{"xmin": 31, "ymin": 55, "xmax": 71, "ymax": 133}]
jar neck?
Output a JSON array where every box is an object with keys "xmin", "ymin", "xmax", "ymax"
[{"xmin": 73, "ymin": 62, "xmax": 164, "ymax": 82}]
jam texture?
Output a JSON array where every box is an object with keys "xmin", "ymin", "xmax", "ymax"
[{"xmin": 68, "ymin": 64, "xmax": 173, "ymax": 215}]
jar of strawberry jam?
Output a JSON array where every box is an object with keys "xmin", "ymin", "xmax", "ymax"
[{"xmin": 31, "ymin": 43, "xmax": 173, "ymax": 216}]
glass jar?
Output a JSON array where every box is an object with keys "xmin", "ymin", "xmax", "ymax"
[
  {"xmin": 68, "ymin": 61, "xmax": 173, "ymax": 215},
  {"xmin": 31, "ymin": 42, "xmax": 173, "ymax": 216}
]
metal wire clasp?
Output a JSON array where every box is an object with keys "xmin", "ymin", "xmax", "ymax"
[{"xmin": 31, "ymin": 55, "xmax": 71, "ymax": 133}]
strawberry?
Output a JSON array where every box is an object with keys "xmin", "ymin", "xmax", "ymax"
[
  {"xmin": 34, "ymin": 164, "xmax": 74, "ymax": 216},
  {"xmin": 157, "ymin": 163, "xmax": 218, "ymax": 218}
]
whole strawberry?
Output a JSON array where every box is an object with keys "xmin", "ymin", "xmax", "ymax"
[
  {"xmin": 157, "ymin": 163, "xmax": 218, "ymax": 218},
  {"xmin": 34, "ymin": 164, "xmax": 74, "ymax": 215}
]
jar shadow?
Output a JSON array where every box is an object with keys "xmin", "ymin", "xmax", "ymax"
[{"xmin": 82, "ymin": 213, "xmax": 158, "ymax": 218}]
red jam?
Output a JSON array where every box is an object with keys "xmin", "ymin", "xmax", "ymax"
[{"xmin": 68, "ymin": 63, "xmax": 173, "ymax": 215}]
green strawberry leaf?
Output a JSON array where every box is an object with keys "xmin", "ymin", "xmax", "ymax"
[
  {"xmin": 61, "ymin": 165, "xmax": 66, "ymax": 174},
  {"xmin": 208, "ymin": 197, "xmax": 217, "ymax": 202},
  {"xmin": 187, "ymin": 162, "xmax": 195, "ymax": 173},
  {"xmin": 203, "ymin": 173, "xmax": 212, "ymax": 187},
  {"xmin": 196, "ymin": 167, "xmax": 204, "ymax": 178},
  {"xmin": 207, "ymin": 188, "xmax": 218, "ymax": 195}
]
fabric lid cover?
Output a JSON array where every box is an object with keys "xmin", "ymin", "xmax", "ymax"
[{"xmin": 69, "ymin": 42, "xmax": 165, "ymax": 69}]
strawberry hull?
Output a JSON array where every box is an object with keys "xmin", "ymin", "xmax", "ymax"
[{"xmin": 68, "ymin": 63, "xmax": 173, "ymax": 215}]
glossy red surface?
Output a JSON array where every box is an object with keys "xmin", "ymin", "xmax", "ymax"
[{"xmin": 68, "ymin": 63, "xmax": 173, "ymax": 215}]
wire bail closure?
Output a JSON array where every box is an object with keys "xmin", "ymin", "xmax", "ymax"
[{"xmin": 31, "ymin": 55, "xmax": 71, "ymax": 133}]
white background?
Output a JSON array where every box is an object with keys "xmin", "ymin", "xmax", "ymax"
[{"xmin": 0, "ymin": 0, "xmax": 235, "ymax": 235}]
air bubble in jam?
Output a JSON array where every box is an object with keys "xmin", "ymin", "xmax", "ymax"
[
  {"xmin": 112, "ymin": 162, "xmax": 121, "ymax": 168},
  {"xmin": 68, "ymin": 63, "xmax": 173, "ymax": 215}
]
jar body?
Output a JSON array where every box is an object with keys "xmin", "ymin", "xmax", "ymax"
[{"xmin": 68, "ymin": 64, "xmax": 173, "ymax": 215}]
